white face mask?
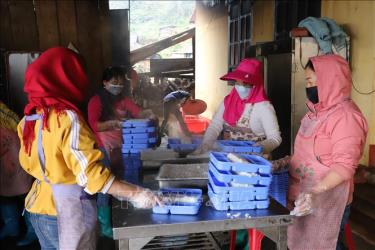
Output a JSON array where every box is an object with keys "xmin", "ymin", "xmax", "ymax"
[
  {"xmin": 106, "ymin": 84, "xmax": 124, "ymax": 95},
  {"xmin": 235, "ymin": 85, "xmax": 252, "ymax": 99}
]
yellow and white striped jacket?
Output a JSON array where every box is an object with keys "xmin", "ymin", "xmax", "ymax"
[{"xmin": 17, "ymin": 109, "xmax": 114, "ymax": 216}]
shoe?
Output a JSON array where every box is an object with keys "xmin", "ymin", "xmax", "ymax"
[{"xmin": 97, "ymin": 206, "xmax": 113, "ymax": 238}]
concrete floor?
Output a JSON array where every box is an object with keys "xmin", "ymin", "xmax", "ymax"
[
  {"xmin": 1, "ymin": 229, "xmax": 373, "ymax": 250},
  {"xmin": 0, "ymin": 236, "xmax": 115, "ymax": 250}
]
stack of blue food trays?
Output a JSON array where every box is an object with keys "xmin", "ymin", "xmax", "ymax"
[
  {"xmin": 122, "ymin": 155, "xmax": 142, "ymax": 185},
  {"xmin": 208, "ymin": 152, "xmax": 272, "ymax": 211},
  {"xmin": 122, "ymin": 119, "xmax": 157, "ymax": 155},
  {"xmin": 217, "ymin": 140, "xmax": 263, "ymax": 154},
  {"xmin": 153, "ymin": 188, "xmax": 203, "ymax": 215}
]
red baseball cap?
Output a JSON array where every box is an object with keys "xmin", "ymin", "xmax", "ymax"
[{"xmin": 220, "ymin": 58, "xmax": 263, "ymax": 85}]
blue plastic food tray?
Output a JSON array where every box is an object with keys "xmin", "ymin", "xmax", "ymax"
[
  {"xmin": 269, "ymin": 169, "xmax": 289, "ymax": 207},
  {"xmin": 217, "ymin": 140, "xmax": 263, "ymax": 154},
  {"xmin": 153, "ymin": 188, "xmax": 202, "ymax": 215},
  {"xmin": 122, "ymin": 143, "xmax": 152, "ymax": 150},
  {"xmin": 122, "ymin": 156, "xmax": 142, "ymax": 170},
  {"xmin": 168, "ymin": 144, "xmax": 198, "ymax": 152},
  {"xmin": 124, "ymin": 137, "xmax": 157, "ymax": 144},
  {"xmin": 209, "ymin": 162, "xmax": 272, "ymax": 186},
  {"xmin": 167, "ymin": 137, "xmax": 201, "ymax": 154},
  {"xmin": 167, "ymin": 137, "xmax": 202, "ymax": 145},
  {"xmin": 123, "ymin": 170, "xmax": 140, "ymax": 184},
  {"xmin": 209, "ymin": 152, "xmax": 271, "ymax": 174},
  {"xmin": 123, "ymin": 132, "xmax": 155, "ymax": 140},
  {"xmin": 168, "ymin": 138, "xmax": 181, "ymax": 145},
  {"xmin": 121, "ymin": 148, "xmax": 142, "ymax": 154},
  {"xmin": 208, "ymin": 171, "xmax": 269, "ymax": 194},
  {"xmin": 208, "ymin": 191, "xmax": 269, "ymax": 211},
  {"xmin": 122, "ymin": 119, "xmax": 153, "ymax": 128},
  {"xmin": 122, "ymin": 126, "xmax": 156, "ymax": 134},
  {"xmin": 207, "ymin": 183, "xmax": 268, "ymax": 202}
]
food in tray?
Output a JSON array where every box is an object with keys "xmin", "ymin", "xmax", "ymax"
[
  {"xmin": 227, "ymin": 153, "xmax": 249, "ymax": 163},
  {"xmin": 160, "ymin": 193, "xmax": 199, "ymax": 204},
  {"xmin": 233, "ymin": 171, "xmax": 259, "ymax": 177},
  {"xmin": 230, "ymin": 182, "xmax": 254, "ymax": 187}
]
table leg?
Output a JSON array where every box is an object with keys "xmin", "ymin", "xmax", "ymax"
[
  {"xmin": 229, "ymin": 230, "xmax": 237, "ymax": 250},
  {"xmin": 258, "ymin": 226, "xmax": 288, "ymax": 250},
  {"xmin": 118, "ymin": 237, "xmax": 154, "ymax": 250},
  {"xmin": 275, "ymin": 226, "xmax": 288, "ymax": 250},
  {"xmin": 248, "ymin": 229, "xmax": 264, "ymax": 250},
  {"xmin": 118, "ymin": 239, "xmax": 129, "ymax": 250}
]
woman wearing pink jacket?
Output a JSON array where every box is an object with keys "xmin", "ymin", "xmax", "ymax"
[{"xmin": 282, "ymin": 54, "xmax": 368, "ymax": 249}]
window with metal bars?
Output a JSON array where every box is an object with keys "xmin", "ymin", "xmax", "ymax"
[{"xmin": 228, "ymin": 0, "xmax": 252, "ymax": 69}]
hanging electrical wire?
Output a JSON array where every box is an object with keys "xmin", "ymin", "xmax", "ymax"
[{"xmin": 352, "ymin": 80, "xmax": 375, "ymax": 95}]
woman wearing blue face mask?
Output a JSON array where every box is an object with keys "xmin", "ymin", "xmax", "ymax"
[{"xmin": 196, "ymin": 58, "xmax": 282, "ymax": 155}]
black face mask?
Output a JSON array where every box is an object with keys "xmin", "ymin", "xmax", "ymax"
[{"xmin": 306, "ymin": 86, "xmax": 319, "ymax": 104}]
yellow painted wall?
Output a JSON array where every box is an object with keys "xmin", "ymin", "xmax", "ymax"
[
  {"xmin": 195, "ymin": 0, "xmax": 275, "ymax": 118},
  {"xmin": 195, "ymin": 3, "xmax": 231, "ymax": 118},
  {"xmin": 252, "ymin": 0, "xmax": 274, "ymax": 44},
  {"xmin": 322, "ymin": 0, "xmax": 375, "ymax": 164}
]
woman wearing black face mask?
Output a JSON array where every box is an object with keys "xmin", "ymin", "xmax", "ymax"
[
  {"xmin": 305, "ymin": 61, "xmax": 319, "ymax": 104},
  {"xmin": 272, "ymin": 55, "xmax": 368, "ymax": 250}
]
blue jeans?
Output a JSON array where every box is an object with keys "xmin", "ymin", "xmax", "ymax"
[
  {"xmin": 28, "ymin": 212, "xmax": 58, "ymax": 250},
  {"xmin": 336, "ymin": 205, "xmax": 351, "ymax": 250}
]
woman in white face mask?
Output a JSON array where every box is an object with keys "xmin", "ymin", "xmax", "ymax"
[
  {"xmin": 87, "ymin": 66, "xmax": 154, "ymax": 238},
  {"xmin": 88, "ymin": 66, "xmax": 142, "ymax": 155},
  {"xmin": 196, "ymin": 58, "xmax": 282, "ymax": 155}
]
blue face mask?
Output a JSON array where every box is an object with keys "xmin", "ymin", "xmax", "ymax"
[{"xmin": 235, "ymin": 85, "xmax": 251, "ymax": 99}]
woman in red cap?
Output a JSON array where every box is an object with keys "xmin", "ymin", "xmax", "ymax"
[
  {"xmin": 197, "ymin": 58, "xmax": 282, "ymax": 154},
  {"xmin": 17, "ymin": 47, "xmax": 161, "ymax": 250},
  {"xmin": 197, "ymin": 58, "xmax": 281, "ymax": 249}
]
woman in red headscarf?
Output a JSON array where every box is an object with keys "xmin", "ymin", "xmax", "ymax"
[
  {"xmin": 196, "ymin": 58, "xmax": 281, "ymax": 249},
  {"xmin": 196, "ymin": 58, "xmax": 282, "ymax": 154},
  {"xmin": 17, "ymin": 47, "xmax": 161, "ymax": 250}
]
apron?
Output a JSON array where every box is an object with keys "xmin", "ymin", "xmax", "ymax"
[
  {"xmin": 98, "ymin": 130, "xmax": 122, "ymax": 155},
  {"xmin": 227, "ymin": 104, "xmax": 265, "ymax": 250},
  {"xmin": 99, "ymin": 107, "xmax": 129, "ymax": 154},
  {"xmin": 287, "ymin": 107, "xmax": 350, "ymax": 250},
  {"xmin": 25, "ymin": 114, "xmax": 98, "ymax": 250},
  {"xmin": 223, "ymin": 104, "xmax": 266, "ymax": 142}
]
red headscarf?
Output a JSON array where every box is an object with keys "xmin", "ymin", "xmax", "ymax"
[
  {"xmin": 222, "ymin": 59, "xmax": 268, "ymax": 126},
  {"xmin": 23, "ymin": 47, "xmax": 89, "ymax": 154}
]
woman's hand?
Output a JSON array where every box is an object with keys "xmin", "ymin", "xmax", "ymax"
[
  {"xmin": 139, "ymin": 109, "xmax": 157, "ymax": 120},
  {"xmin": 128, "ymin": 188, "xmax": 163, "ymax": 209},
  {"xmin": 290, "ymin": 181, "xmax": 329, "ymax": 217},
  {"xmin": 271, "ymin": 155, "xmax": 291, "ymax": 172},
  {"xmin": 96, "ymin": 120, "xmax": 122, "ymax": 131},
  {"xmin": 108, "ymin": 179, "xmax": 163, "ymax": 209},
  {"xmin": 192, "ymin": 144, "xmax": 210, "ymax": 155},
  {"xmin": 112, "ymin": 120, "xmax": 123, "ymax": 129},
  {"xmin": 290, "ymin": 192, "xmax": 314, "ymax": 216}
]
